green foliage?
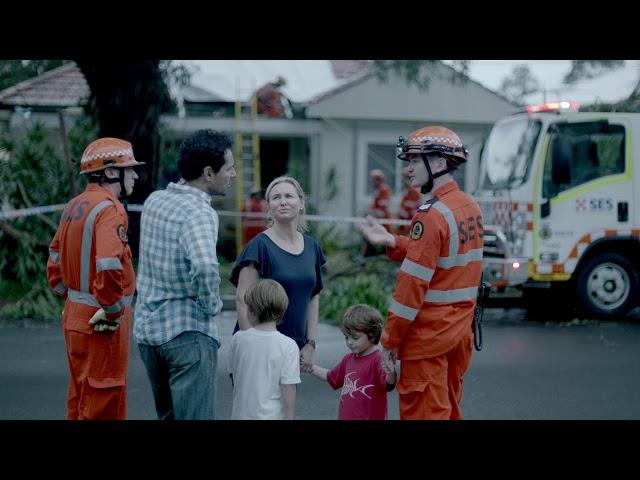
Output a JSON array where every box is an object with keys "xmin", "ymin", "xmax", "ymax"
[
  {"xmin": 373, "ymin": 60, "xmax": 469, "ymax": 90},
  {"xmin": 499, "ymin": 65, "xmax": 540, "ymax": 105},
  {"xmin": 68, "ymin": 114, "xmax": 99, "ymax": 164},
  {"xmin": 0, "ymin": 60, "xmax": 67, "ymax": 91},
  {"xmin": 320, "ymin": 253, "xmax": 397, "ymax": 326},
  {"xmin": 0, "ymin": 281, "xmax": 63, "ymax": 321},
  {"xmin": 563, "ymin": 60, "xmax": 625, "ymax": 84},
  {"xmin": 0, "ymin": 119, "xmax": 90, "ymax": 321},
  {"xmin": 157, "ymin": 126, "xmax": 181, "ymax": 186},
  {"xmin": 324, "ymin": 165, "xmax": 337, "ymax": 202},
  {"xmin": 217, "ymin": 256, "xmax": 235, "ymax": 298}
]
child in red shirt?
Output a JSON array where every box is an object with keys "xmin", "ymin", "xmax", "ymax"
[{"xmin": 303, "ymin": 304, "xmax": 396, "ymax": 420}]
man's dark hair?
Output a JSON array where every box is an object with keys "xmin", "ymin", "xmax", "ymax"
[{"xmin": 177, "ymin": 130, "xmax": 233, "ymax": 181}]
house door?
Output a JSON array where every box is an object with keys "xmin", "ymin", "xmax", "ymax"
[{"xmin": 260, "ymin": 139, "xmax": 289, "ymax": 190}]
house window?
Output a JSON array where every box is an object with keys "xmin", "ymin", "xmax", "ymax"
[
  {"xmin": 366, "ymin": 144, "xmax": 398, "ymax": 194},
  {"xmin": 543, "ymin": 122, "xmax": 625, "ymax": 198}
]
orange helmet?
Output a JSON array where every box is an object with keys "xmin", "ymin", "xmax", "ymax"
[
  {"xmin": 397, "ymin": 126, "xmax": 468, "ymax": 167},
  {"xmin": 79, "ymin": 137, "xmax": 144, "ymax": 175}
]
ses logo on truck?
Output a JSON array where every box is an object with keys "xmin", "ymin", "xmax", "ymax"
[{"xmin": 575, "ymin": 198, "xmax": 613, "ymax": 213}]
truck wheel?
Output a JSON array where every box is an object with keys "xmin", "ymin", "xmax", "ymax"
[{"xmin": 576, "ymin": 253, "xmax": 639, "ymax": 320}]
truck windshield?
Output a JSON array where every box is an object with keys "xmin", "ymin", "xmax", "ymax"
[{"xmin": 479, "ymin": 117, "xmax": 542, "ymax": 189}]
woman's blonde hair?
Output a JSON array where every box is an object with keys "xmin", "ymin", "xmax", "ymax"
[{"xmin": 264, "ymin": 175, "xmax": 308, "ymax": 233}]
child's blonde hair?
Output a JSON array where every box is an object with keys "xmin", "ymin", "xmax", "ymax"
[
  {"xmin": 244, "ymin": 279, "xmax": 289, "ymax": 324},
  {"xmin": 339, "ymin": 304, "xmax": 384, "ymax": 344}
]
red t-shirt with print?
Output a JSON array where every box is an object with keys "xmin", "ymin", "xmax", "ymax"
[{"xmin": 327, "ymin": 349, "xmax": 391, "ymax": 420}]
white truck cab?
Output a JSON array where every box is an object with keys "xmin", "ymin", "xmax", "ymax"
[{"xmin": 475, "ymin": 101, "xmax": 639, "ymax": 319}]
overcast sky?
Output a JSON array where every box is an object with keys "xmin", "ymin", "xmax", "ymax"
[
  {"xmin": 465, "ymin": 60, "xmax": 572, "ymax": 90},
  {"xmin": 463, "ymin": 60, "xmax": 639, "ymax": 104}
]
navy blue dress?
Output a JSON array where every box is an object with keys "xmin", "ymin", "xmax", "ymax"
[{"xmin": 230, "ymin": 233, "xmax": 326, "ymax": 349}]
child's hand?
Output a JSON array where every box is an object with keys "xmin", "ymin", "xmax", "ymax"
[
  {"xmin": 381, "ymin": 355, "xmax": 395, "ymax": 375},
  {"xmin": 300, "ymin": 361, "xmax": 314, "ymax": 374}
]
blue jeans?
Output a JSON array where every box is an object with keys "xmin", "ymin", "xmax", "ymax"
[{"xmin": 138, "ymin": 331, "xmax": 220, "ymax": 420}]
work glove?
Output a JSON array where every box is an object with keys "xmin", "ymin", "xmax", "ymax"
[{"xmin": 88, "ymin": 308, "xmax": 122, "ymax": 332}]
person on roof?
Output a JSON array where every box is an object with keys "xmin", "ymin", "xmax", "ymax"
[
  {"xmin": 256, "ymin": 76, "xmax": 293, "ymax": 119},
  {"xmin": 242, "ymin": 186, "xmax": 268, "ymax": 246}
]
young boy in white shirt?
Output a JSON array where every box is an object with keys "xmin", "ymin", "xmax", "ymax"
[{"xmin": 229, "ymin": 279, "xmax": 300, "ymax": 419}]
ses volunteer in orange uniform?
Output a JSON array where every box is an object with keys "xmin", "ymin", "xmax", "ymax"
[
  {"xmin": 358, "ymin": 126, "xmax": 483, "ymax": 420},
  {"xmin": 368, "ymin": 169, "xmax": 392, "ymax": 231},
  {"xmin": 242, "ymin": 187, "xmax": 268, "ymax": 246},
  {"xmin": 47, "ymin": 138, "xmax": 143, "ymax": 420}
]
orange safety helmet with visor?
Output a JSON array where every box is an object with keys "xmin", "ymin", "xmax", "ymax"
[
  {"xmin": 79, "ymin": 137, "xmax": 145, "ymax": 198},
  {"xmin": 397, "ymin": 126, "xmax": 468, "ymax": 194}
]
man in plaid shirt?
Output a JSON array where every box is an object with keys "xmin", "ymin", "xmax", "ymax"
[{"xmin": 134, "ymin": 130, "xmax": 236, "ymax": 420}]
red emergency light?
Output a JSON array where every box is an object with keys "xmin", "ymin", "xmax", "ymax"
[{"xmin": 525, "ymin": 101, "xmax": 580, "ymax": 113}]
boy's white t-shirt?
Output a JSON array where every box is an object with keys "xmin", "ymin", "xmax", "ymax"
[{"xmin": 229, "ymin": 327, "xmax": 301, "ymax": 420}]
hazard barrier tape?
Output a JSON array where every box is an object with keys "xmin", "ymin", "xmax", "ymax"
[{"xmin": 0, "ymin": 203, "xmax": 411, "ymax": 226}]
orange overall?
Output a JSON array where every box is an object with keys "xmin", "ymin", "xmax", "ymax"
[
  {"xmin": 382, "ymin": 181, "xmax": 483, "ymax": 419},
  {"xmin": 370, "ymin": 182, "xmax": 392, "ymax": 232},
  {"xmin": 396, "ymin": 186, "xmax": 421, "ymax": 236},
  {"xmin": 242, "ymin": 197, "xmax": 268, "ymax": 245},
  {"xmin": 47, "ymin": 184, "xmax": 135, "ymax": 420}
]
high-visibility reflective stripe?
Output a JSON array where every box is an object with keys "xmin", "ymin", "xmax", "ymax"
[
  {"xmin": 96, "ymin": 257, "xmax": 123, "ymax": 272},
  {"xmin": 68, "ymin": 288, "xmax": 133, "ymax": 311},
  {"xmin": 54, "ymin": 281, "xmax": 66, "ymax": 295},
  {"xmin": 400, "ymin": 258, "xmax": 434, "ymax": 282},
  {"xmin": 437, "ymin": 248, "xmax": 484, "ymax": 269},
  {"xmin": 80, "ymin": 200, "xmax": 113, "ymax": 292},
  {"xmin": 388, "ymin": 299, "xmax": 418, "ymax": 321},
  {"xmin": 49, "ymin": 248, "xmax": 60, "ymax": 264},
  {"xmin": 425, "ymin": 287, "xmax": 478, "ymax": 303},
  {"xmin": 103, "ymin": 295, "xmax": 134, "ymax": 314},
  {"xmin": 433, "ymin": 202, "xmax": 459, "ymax": 257},
  {"xmin": 68, "ymin": 289, "xmax": 101, "ymax": 308}
]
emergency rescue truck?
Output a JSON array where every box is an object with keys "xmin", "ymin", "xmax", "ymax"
[{"xmin": 475, "ymin": 101, "xmax": 640, "ymax": 319}]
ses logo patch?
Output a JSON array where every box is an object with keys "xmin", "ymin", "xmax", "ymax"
[{"xmin": 575, "ymin": 198, "xmax": 613, "ymax": 213}]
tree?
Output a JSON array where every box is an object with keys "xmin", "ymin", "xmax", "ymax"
[
  {"xmin": 375, "ymin": 60, "xmax": 640, "ymax": 112},
  {"xmin": 373, "ymin": 60, "xmax": 470, "ymax": 90},
  {"xmin": 0, "ymin": 60, "xmax": 66, "ymax": 91},
  {"xmin": 499, "ymin": 64, "xmax": 540, "ymax": 105},
  {"xmin": 563, "ymin": 60, "xmax": 625, "ymax": 84},
  {"xmin": 74, "ymin": 60, "xmax": 190, "ymax": 255}
]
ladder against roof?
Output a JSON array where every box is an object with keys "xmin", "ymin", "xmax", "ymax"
[{"xmin": 234, "ymin": 85, "xmax": 261, "ymax": 255}]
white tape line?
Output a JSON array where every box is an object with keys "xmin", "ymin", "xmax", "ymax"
[
  {"xmin": 0, "ymin": 204, "xmax": 67, "ymax": 220},
  {"xmin": 1, "ymin": 204, "xmax": 412, "ymax": 226}
]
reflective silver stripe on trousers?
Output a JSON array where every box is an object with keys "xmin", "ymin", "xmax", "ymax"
[
  {"xmin": 68, "ymin": 288, "xmax": 133, "ymax": 311},
  {"xmin": 80, "ymin": 200, "xmax": 113, "ymax": 292},
  {"xmin": 96, "ymin": 257, "xmax": 123, "ymax": 272},
  {"xmin": 437, "ymin": 248, "xmax": 483, "ymax": 269},
  {"xmin": 433, "ymin": 202, "xmax": 459, "ymax": 258},
  {"xmin": 54, "ymin": 281, "xmax": 66, "ymax": 295},
  {"xmin": 49, "ymin": 248, "xmax": 60, "ymax": 264},
  {"xmin": 400, "ymin": 258, "xmax": 434, "ymax": 282},
  {"xmin": 425, "ymin": 286, "xmax": 478, "ymax": 303},
  {"xmin": 388, "ymin": 299, "xmax": 418, "ymax": 321}
]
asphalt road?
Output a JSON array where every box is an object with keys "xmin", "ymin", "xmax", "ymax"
[{"xmin": 1, "ymin": 308, "xmax": 640, "ymax": 420}]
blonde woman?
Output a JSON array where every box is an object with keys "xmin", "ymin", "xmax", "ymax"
[{"xmin": 230, "ymin": 176, "xmax": 326, "ymax": 370}]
